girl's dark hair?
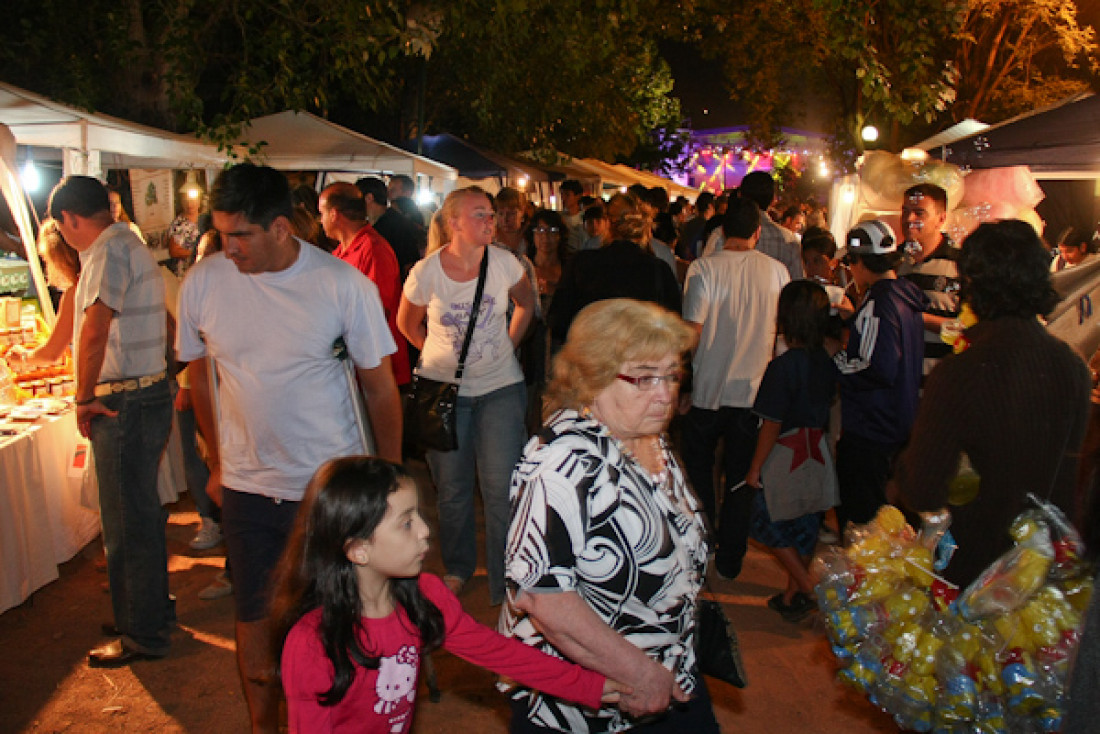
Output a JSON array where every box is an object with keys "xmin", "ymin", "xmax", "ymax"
[
  {"xmin": 524, "ymin": 208, "xmax": 569, "ymax": 263},
  {"xmin": 960, "ymin": 219, "xmax": 1059, "ymax": 321},
  {"xmin": 270, "ymin": 457, "xmax": 444, "ymax": 706},
  {"xmin": 776, "ymin": 280, "xmax": 831, "ymax": 351}
]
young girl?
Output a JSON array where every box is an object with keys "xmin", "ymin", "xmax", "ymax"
[
  {"xmin": 270, "ymin": 457, "xmax": 618, "ymax": 733},
  {"xmin": 744, "ymin": 280, "xmax": 839, "ymax": 623}
]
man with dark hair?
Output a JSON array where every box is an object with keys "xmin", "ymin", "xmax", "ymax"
[
  {"xmin": 1051, "ymin": 226, "xmax": 1097, "ymax": 272},
  {"xmin": 48, "ymin": 175, "xmax": 173, "ymax": 668},
  {"xmin": 801, "ymin": 226, "xmax": 837, "ymax": 283},
  {"xmin": 833, "ymin": 220, "xmax": 926, "ymax": 531},
  {"xmin": 319, "ymin": 182, "xmax": 410, "ymax": 387},
  {"xmin": 896, "ymin": 219, "xmax": 1089, "ymax": 586},
  {"xmin": 386, "ymin": 174, "xmax": 425, "ymax": 228},
  {"xmin": 898, "ymin": 182, "xmax": 961, "ymax": 372},
  {"xmin": 780, "ymin": 205, "xmax": 806, "ymax": 237},
  {"xmin": 559, "ymin": 178, "xmax": 585, "ymax": 253},
  {"xmin": 679, "ymin": 191, "xmax": 715, "ymax": 260},
  {"xmin": 355, "ymin": 176, "xmax": 422, "ymax": 278},
  {"xmin": 179, "ymin": 163, "xmax": 402, "ymax": 732},
  {"xmin": 581, "ymin": 202, "xmax": 609, "ymax": 250},
  {"xmin": 682, "ymin": 197, "xmax": 791, "ymax": 579},
  {"xmin": 737, "ymin": 171, "xmax": 804, "ymax": 279}
]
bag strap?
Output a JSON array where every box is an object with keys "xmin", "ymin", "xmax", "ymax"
[{"xmin": 454, "ymin": 247, "xmax": 490, "ymax": 381}]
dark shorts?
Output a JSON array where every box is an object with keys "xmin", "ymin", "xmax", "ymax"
[
  {"xmin": 748, "ymin": 490, "xmax": 822, "ymax": 557},
  {"xmin": 221, "ymin": 488, "xmax": 300, "ymax": 623}
]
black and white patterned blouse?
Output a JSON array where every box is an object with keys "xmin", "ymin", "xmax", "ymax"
[{"xmin": 500, "ymin": 408, "xmax": 709, "ymax": 733}]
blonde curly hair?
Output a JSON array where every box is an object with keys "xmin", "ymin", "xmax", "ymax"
[{"xmin": 544, "ymin": 298, "xmax": 695, "ymax": 416}]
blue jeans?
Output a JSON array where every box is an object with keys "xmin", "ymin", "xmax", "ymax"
[
  {"xmin": 681, "ymin": 406, "xmax": 759, "ymax": 579},
  {"xmin": 426, "ymin": 381, "xmax": 526, "ymax": 605},
  {"xmin": 89, "ymin": 379, "xmax": 173, "ymax": 654},
  {"xmin": 176, "ymin": 406, "xmax": 215, "ymax": 521}
]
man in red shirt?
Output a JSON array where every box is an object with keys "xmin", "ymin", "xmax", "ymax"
[{"xmin": 319, "ymin": 182, "xmax": 411, "ymax": 386}]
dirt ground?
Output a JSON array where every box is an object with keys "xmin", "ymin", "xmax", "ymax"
[{"xmin": 0, "ymin": 460, "xmax": 897, "ymax": 733}]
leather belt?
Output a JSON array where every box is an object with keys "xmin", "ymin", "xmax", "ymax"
[{"xmin": 93, "ymin": 370, "xmax": 167, "ymax": 397}]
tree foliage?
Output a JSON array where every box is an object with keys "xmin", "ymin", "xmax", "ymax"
[
  {"xmin": 413, "ymin": 0, "xmax": 683, "ymax": 160},
  {"xmin": 952, "ymin": 0, "xmax": 1098, "ymax": 121},
  {"xmin": 1, "ymin": 0, "xmax": 410, "ymax": 136},
  {"xmin": 1, "ymin": 0, "xmax": 1096, "ymax": 172},
  {"xmin": 694, "ymin": 0, "xmax": 961, "ymax": 160}
]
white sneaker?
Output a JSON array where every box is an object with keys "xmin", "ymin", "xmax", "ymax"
[{"xmin": 190, "ymin": 519, "xmax": 223, "ymax": 550}]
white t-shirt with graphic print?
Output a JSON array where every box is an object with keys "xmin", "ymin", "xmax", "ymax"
[{"xmin": 403, "ymin": 246, "xmax": 525, "ymax": 397}]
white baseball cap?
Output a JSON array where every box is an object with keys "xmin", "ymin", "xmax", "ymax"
[{"xmin": 846, "ymin": 220, "xmax": 898, "ymax": 255}]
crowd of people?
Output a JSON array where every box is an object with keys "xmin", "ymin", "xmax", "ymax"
[{"xmin": 27, "ymin": 163, "xmax": 1100, "ymax": 733}]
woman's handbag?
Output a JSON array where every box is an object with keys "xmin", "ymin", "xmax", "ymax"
[
  {"xmin": 695, "ymin": 594, "xmax": 748, "ymax": 688},
  {"xmin": 408, "ymin": 376, "xmax": 460, "ymax": 452},
  {"xmin": 407, "ymin": 249, "xmax": 489, "ymax": 452}
]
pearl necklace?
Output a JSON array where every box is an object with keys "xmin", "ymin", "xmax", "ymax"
[{"xmin": 580, "ymin": 407, "xmax": 670, "ymax": 492}]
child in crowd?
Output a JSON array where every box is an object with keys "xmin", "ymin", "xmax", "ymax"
[
  {"xmin": 270, "ymin": 457, "xmax": 619, "ymax": 733},
  {"xmin": 744, "ymin": 281, "xmax": 839, "ymax": 622}
]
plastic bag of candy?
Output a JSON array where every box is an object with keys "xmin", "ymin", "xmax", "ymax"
[{"xmin": 817, "ymin": 501, "xmax": 1093, "ymax": 733}]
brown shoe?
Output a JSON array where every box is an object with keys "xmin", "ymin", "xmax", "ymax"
[{"xmin": 87, "ymin": 639, "xmax": 165, "ymax": 668}]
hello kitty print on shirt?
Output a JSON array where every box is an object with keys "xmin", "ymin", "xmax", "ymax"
[{"xmin": 374, "ymin": 644, "xmax": 418, "ymax": 730}]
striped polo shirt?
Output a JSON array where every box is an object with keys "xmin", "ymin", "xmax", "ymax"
[{"xmin": 74, "ymin": 222, "xmax": 166, "ymax": 382}]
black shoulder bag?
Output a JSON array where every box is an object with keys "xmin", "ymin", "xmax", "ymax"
[
  {"xmin": 696, "ymin": 585, "xmax": 748, "ymax": 688},
  {"xmin": 408, "ymin": 248, "xmax": 489, "ymax": 452}
]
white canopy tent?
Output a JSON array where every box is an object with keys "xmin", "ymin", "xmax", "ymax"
[
  {"xmin": 236, "ymin": 111, "xmax": 457, "ymax": 196},
  {"xmin": 0, "ymin": 81, "xmax": 229, "ymax": 178}
]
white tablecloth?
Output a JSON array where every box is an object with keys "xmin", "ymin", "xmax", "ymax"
[
  {"xmin": 0, "ymin": 409, "xmax": 99, "ymax": 614},
  {"xmin": 0, "ymin": 407, "xmax": 187, "ymax": 615}
]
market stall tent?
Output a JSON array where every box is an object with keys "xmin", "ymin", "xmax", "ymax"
[
  {"xmin": 932, "ymin": 92, "xmax": 1100, "ymax": 246},
  {"xmin": 0, "ymin": 81, "xmax": 228, "ymax": 177},
  {"xmin": 236, "ymin": 112, "xmax": 456, "ymax": 195},
  {"xmin": 934, "ymin": 92, "xmax": 1100, "ymax": 178},
  {"xmin": 405, "ymin": 133, "xmax": 557, "ymax": 201}
]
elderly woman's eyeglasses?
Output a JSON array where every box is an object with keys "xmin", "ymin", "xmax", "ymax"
[{"xmin": 616, "ymin": 373, "xmax": 682, "ymax": 391}]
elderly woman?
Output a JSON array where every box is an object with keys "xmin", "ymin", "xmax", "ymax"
[
  {"xmin": 398, "ymin": 186, "xmax": 536, "ymax": 606},
  {"xmin": 501, "ymin": 298, "xmax": 718, "ymax": 733},
  {"xmin": 895, "ymin": 219, "xmax": 1091, "ymax": 587}
]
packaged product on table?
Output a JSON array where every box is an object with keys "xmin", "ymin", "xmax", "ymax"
[
  {"xmin": 0, "ymin": 313, "xmax": 74, "ymax": 404},
  {"xmin": 817, "ymin": 499, "xmax": 1093, "ymax": 733}
]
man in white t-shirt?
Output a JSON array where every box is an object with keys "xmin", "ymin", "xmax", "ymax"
[
  {"xmin": 178, "ymin": 163, "xmax": 401, "ymax": 733},
  {"xmin": 682, "ymin": 198, "xmax": 790, "ymax": 580}
]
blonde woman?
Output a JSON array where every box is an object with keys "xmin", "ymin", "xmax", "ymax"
[{"xmin": 397, "ymin": 186, "xmax": 536, "ymax": 606}]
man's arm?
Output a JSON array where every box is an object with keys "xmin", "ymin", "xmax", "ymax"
[
  {"xmin": 514, "ymin": 590, "xmax": 687, "ymax": 718},
  {"xmin": 357, "ymin": 360, "xmax": 402, "ymax": 463},
  {"xmin": 686, "ymin": 321, "xmax": 703, "ymax": 356},
  {"xmin": 74, "ymin": 300, "xmax": 118, "ymax": 436},
  {"xmin": 187, "ymin": 357, "xmax": 223, "ymax": 505}
]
